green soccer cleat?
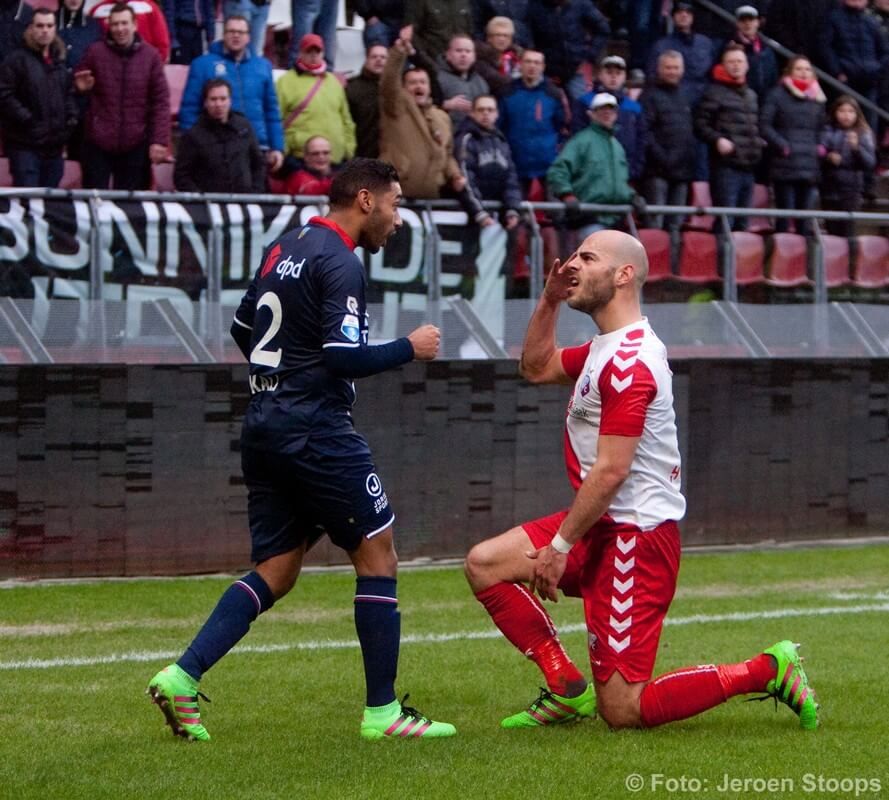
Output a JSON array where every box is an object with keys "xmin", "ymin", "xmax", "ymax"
[
  {"xmin": 753, "ymin": 640, "xmax": 819, "ymax": 730},
  {"xmin": 146, "ymin": 664, "xmax": 211, "ymax": 742},
  {"xmin": 360, "ymin": 695, "xmax": 457, "ymax": 740},
  {"xmin": 501, "ymin": 684, "xmax": 596, "ymax": 729}
]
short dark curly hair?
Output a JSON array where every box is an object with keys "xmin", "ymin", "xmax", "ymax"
[{"xmin": 328, "ymin": 159, "xmax": 400, "ymax": 209}]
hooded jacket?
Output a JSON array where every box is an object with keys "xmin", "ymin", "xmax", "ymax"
[
  {"xmin": 0, "ymin": 30, "xmax": 78, "ymax": 153},
  {"xmin": 58, "ymin": 3, "xmax": 103, "ymax": 68},
  {"xmin": 179, "ymin": 40, "xmax": 284, "ymax": 152},
  {"xmin": 77, "ymin": 32, "xmax": 170, "ymax": 152},
  {"xmin": 455, "ymin": 115, "xmax": 522, "ymax": 223}
]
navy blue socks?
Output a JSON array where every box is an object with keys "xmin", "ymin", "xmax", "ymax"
[
  {"xmin": 177, "ymin": 571, "xmax": 275, "ymax": 682},
  {"xmin": 354, "ymin": 576, "xmax": 400, "ymax": 708}
]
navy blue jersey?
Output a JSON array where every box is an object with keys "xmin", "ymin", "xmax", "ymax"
[{"xmin": 233, "ymin": 217, "xmax": 370, "ymax": 453}]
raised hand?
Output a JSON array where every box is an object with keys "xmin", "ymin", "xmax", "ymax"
[{"xmin": 408, "ymin": 324, "xmax": 441, "ymax": 360}]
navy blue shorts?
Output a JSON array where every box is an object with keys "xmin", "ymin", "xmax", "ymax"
[{"xmin": 241, "ymin": 432, "xmax": 395, "ymax": 564}]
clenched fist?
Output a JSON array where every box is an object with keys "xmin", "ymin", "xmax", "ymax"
[{"xmin": 407, "ymin": 324, "xmax": 441, "ymax": 360}]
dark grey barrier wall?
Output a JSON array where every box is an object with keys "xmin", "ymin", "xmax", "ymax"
[{"xmin": 1, "ymin": 360, "xmax": 887, "ymax": 578}]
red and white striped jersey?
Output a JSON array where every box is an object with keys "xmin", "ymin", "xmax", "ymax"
[{"xmin": 560, "ymin": 318, "xmax": 686, "ymax": 530}]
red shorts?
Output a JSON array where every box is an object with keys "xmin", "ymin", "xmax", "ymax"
[{"xmin": 523, "ymin": 510, "xmax": 681, "ymax": 684}]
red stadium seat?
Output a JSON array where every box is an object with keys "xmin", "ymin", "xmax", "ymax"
[
  {"xmin": 151, "ymin": 161, "xmax": 176, "ymax": 192},
  {"xmin": 748, "ymin": 184, "xmax": 774, "ymax": 234},
  {"xmin": 677, "ymin": 231, "xmax": 719, "ymax": 283},
  {"xmin": 852, "ymin": 235, "xmax": 889, "ymax": 288},
  {"xmin": 164, "ymin": 64, "xmax": 189, "ymax": 121},
  {"xmin": 767, "ymin": 232, "xmax": 811, "ymax": 287},
  {"xmin": 732, "ymin": 231, "xmax": 765, "ymax": 285},
  {"xmin": 0, "ymin": 157, "xmax": 11, "ymax": 187},
  {"xmin": 59, "ymin": 160, "xmax": 82, "ymax": 190},
  {"xmin": 636, "ymin": 228, "xmax": 673, "ymax": 281},
  {"xmin": 822, "ymin": 234, "xmax": 850, "ymax": 288},
  {"xmin": 686, "ymin": 181, "xmax": 714, "ymax": 231}
]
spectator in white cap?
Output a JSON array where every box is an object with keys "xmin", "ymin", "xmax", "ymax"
[
  {"xmin": 571, "ymin": 53, "xmax": 646, "ymax": 181},
  {"xmin": 547, "ymin": 91, "xmax": 634, "ymax": 242},
  {"xmin": 723, "ymin": 4, "xmax": 778, "ymax": 100}
]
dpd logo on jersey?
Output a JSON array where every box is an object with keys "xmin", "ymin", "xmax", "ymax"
[{"xmin": 276, "ymin": 255, "xmax": 305, "ymax": 279}]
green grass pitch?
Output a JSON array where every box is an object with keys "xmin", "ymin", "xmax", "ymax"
[{"xmin": 1, "ymin": 543, "xmax": 888, "ymax": 799}]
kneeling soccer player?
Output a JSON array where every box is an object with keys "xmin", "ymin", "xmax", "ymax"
[
  {"xmin": 148, "ymin": 159, "xmax": 455, "ymax": 741},
  {"xmin": 465, "ymin": 229, "xmax": 819, "ymax": 731}
]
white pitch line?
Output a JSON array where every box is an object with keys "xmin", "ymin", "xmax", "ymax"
[{"xmin": 2, "ymin": 602, "xmax": 888, "ymax": 672}]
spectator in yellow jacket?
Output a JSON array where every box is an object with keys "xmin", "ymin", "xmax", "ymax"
[{"xmin": 275, "ymin": 33, "xmax": 355, "ymax": 162}]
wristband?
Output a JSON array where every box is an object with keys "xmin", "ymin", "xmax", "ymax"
[{"xmin": 550, "ymin": 533, "xmax": 573, "ymax": 554}]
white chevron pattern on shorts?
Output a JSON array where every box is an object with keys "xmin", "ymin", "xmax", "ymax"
[
  {"xmin": 613, "ymin": 575, "xmax": 634, "ymax": 594},
  {"xmin": 608, "ymin": 634, "xmax": 630, "ymax": 653},
  {"xmin": 614, "ymin": 556, "xmax": 635, "ymax": 574},
  {"xmin": 616, "ymin": 536, "xmax": 636, "ymax": 554},
  {"xmin": 609, "ymin": 614, "xmax": 632, "ymax": 634},
  {"xmin": 611, "ymin": 595, "xmax": 633, "ymax": 614}
]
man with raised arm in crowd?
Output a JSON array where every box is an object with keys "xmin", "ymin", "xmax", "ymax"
[
  {"xmin": 73, "ymin": 2, "xmax": 170, "ymax": 190},
  {"xmin": 0, "ymin": 7, "xmax": 78, "ymax": 187},
  {"xmin": 180, "ymin": 15, "xmax": 284, "ymax": 178}
]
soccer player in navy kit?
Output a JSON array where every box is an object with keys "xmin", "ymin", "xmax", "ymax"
[{"xmin": 148, "ymin": 159, "xmax": 457, "ymax": 741}]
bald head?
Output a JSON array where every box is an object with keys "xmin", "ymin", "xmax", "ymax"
[{"xmin": 582, "ymin": 229, "xmax": 649, "ymax": 290}]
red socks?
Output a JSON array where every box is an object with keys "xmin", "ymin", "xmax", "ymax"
[
  {"xmin": 475, "ymin": 582, "xmax": 585, "ymax": 696},
  {"xmin": 640, "ymin": 654, "xmax": 776, "ymax": 728}
]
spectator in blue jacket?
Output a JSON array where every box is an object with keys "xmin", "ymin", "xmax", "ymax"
[
  {"xmin": 456, "ymin": 94, "xmax": 523, "ymax": 227},
  {"xmin": 571, "ymin": 54, "xmax": 646, "ymax": 181},
  {"xmin": 527, "ymin": 0, "xmax": 610, "ymax": 99},
  {"xmin": 498, "ymin": 48, "xmax": 568, "ymax": 184},
  {"xmin": 179, "ymin": 15, "xmax": 284, "ymax": 174},
  {"xmin": 823, "ymin": 0, "xmax": 889, "ymax": 130},
  {"xmin": 723, "ymin": 5, "xmax": 777, "ymax": 101},
  {"xmin": 648, "ymin": 1, "xmax": 715, "ymax": 106},
  {"xmin": 58, "ymin": 0, "xmax": 101, "ymax": 67},
  {"xmin": 164, "ymin": 0, "xmax": 215, "ymax": 64}
]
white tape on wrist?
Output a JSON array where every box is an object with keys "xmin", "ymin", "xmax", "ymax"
[{"xmin": 550, "ymin": 533, "xmax": 573, "ymax": 554}]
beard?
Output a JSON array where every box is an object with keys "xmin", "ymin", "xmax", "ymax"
[{"xmin": 566, "ymin": 277, "xmax": 616, "ymax": 315}]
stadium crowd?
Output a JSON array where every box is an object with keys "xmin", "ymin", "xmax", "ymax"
[{"xmin": 0, "ymin": 0, "xmax": 887, "ymax": 240}]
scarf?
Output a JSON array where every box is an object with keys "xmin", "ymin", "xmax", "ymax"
[
  {"xmin": 712, "ymin": 64, "xmax": 746, "ymax": 86},
  {"xmin": 295, "ymin": 57, "xmax": 326, "ymax": 76},
  {"xmin": 782, "ymin": 75, "xmax": 826, "ymax": 103}
]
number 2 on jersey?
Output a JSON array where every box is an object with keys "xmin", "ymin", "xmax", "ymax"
[{"xmin": 250, "ymin": 292, "xmax": 283, "ymax": 367}]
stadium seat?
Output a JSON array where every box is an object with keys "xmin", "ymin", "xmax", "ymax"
[
  {"xmin": 686, "ymin": 181, "xmax": 714, "ymax": 231},
  {"xmin": 677, "ymin": 231, "xmax": 719, "ymax": 283},
  {"xmin": 151, "ymin": 161, "xmax": 176, "ymax": 192},
  {"xmin": 851, "ymin": 235, "xmax": 889, "ymax": 288},
  {"xmin": 766, "ymin": 232, "xmax": 811, "ymax": 287},
  {"xmin": 636, "ymin": 228, "xmax": 673, "ymax": 281},
  {"xmin": 0, "ymin": 157, "xmax": 11, "ymax": 187},
  {"xmin": 731, "ymin": 231, "xmax": 765, "ymax": 285},
  {"xmin": 59, "ymin": 160, "xmax": 82, "ymax": 190},
  {"xmin": 822, "ymin": 234, "xmax": 850, "ymax": 288},
  {"xmin": 748, "ymin": 184, "xmax": 774, "ymax": 234},
  {"xmin": 164, "ymin": 64, "xmax": 189, "ymax": 121}
]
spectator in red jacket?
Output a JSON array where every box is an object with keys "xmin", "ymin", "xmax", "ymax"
[
  {"xmin": 74, "ymin": 2, "xmax": 170, "ymax": 188},
  {"xmin": 90, "ymin": 0, "xmax": 169, "ymax": 62},
  {"xmin": 281, "ymin": 135, "xmax": 338, "ymax": 195}
]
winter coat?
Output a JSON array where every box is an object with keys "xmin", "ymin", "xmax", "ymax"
[
  {"xmin": 276, "ymin": 69, "xmax": 356, "ymax": 162},
  {"xmin": 455, "ymin": 116, "xmax": 522, "ymax": 223},
  {"xmin": 282, "ymin": 165, "xmax": 336, "ymax": 196},
  {"xmin": 760, "ymin": 80, "xmax": 825, "ymax": 184},
  {"xmin": 180, "ymin": 41, "xmax": 284, "ymax": 152},
  {"xmin": 405, "ymin": 0, "xmax": 472, "ymax": 58},
  {"xmin": 58, "ymin": 5, "xmax": 103, "ymax": 69},
  {"xmin": 90, "ymin": 0, "xmax": 170, "ymax": 63},
  {"xmin": 725, "ymin": 34, "xmax": 779, "ymax": 100},
  {"xmin": 571, "ymin": 86, "xmax": 646, "ymax": 180},
  {"xmin": 640, "ymin": 79, "xmax": 696, "ymax": 182},
  {"xmin": 694, "ymin": 73, "xmax": 761, "ymax": 170},
  {"xmin": 471, "ymin": 0, "xmax": 530, "ymax": 47},
  {"xmin": 378, "ymin": 45, "xmax": 460, "ymax": 198},
  {"xmin": 546, "ymin": 121, "xmax": 633, "ymax": 226},
  {"xmin": 162, "ymin": 0, "xmax": 215, "ymax": 52},
  {"xmin": 647, "ymin": 30, "xmax": 715, "ymax": 106},
  {"xmin": 346, "ymin": 67, "xmax": 381, "ymax": 158},
  {"xmin": 437, "ymin": 55, "xmax": 490, "ymax": 127},
  {"xmin": 77, "ymin": 34, "xmax": 170, "ymax": 152},
  {"xmin": 0, "ymin": 34, "xmax": 78, "ymax": 154},
  {"xmin": 823, "ymin": 5, "xmax": 888, "ymax": 88},
  {"xmin": 819, "ymin": 125, "xmax": 877, "ymax": 203},
  {"xmin": 497, "ymin": 76, "xmax": 566, "ymax": 180},
  {"xmin": 174, "ymin": 110, "xmax": 265, "ymax": 193},
  {"xmin": 353, "ymin": 0, "xmax": 405, "ymax": 32},
  {"xmin": 473, "ymin": 40, "xmax": 521, "ymax": 98},
  {"xmin": 0, "ymin": 0, "xmax": 31, "ymax": 63},
  {"xmin": 527, "ymin": 0, "xmax": 610, "ymax": 85}
]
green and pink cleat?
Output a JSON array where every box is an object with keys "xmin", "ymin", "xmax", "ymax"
[
  {"xmin": 147, "ymin": 664, "xmax": 211, "ymax": 742},
  {"xmin": 500, "ymin": 684, "xmax": 596, "ymax": 728},
  {"xmin": 755, "ymin": 640, "xmax": 820, "ymax": 730},
  {"xmin": 360, "ymin": 695, "xmax": 457, "ymax": 740}
]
